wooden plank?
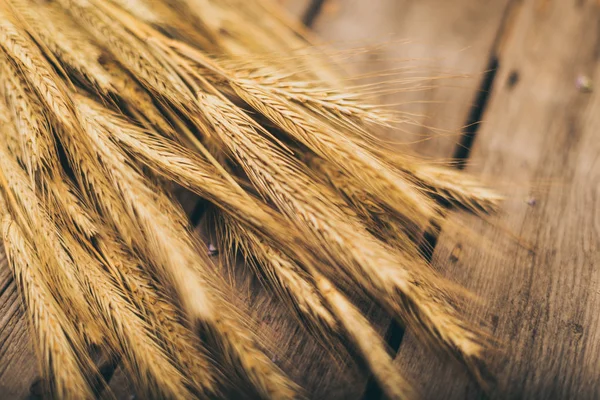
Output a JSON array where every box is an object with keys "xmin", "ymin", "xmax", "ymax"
[
  {"xmin": 280, "ymin": 0, "xmax": 311, "ymax": 21},
  {"xmin": 0, "ymin": 249, "xmax": 39, "ymax": 400},
  {"xmin": 310, "ymin": 0, "xmax": 511, "ymax": 159},
  {"xmin": 395, "ymin": 0, "xmax": 600, "ymax": 398}
]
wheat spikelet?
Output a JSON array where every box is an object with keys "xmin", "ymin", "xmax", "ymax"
[
  {"xmin": 75, "ymin": 94, "xmax": 214, "ymax": 321},
  {"xmin": 10, "ymin": 0, "xmax": 112, "ymax": 92},
  {"xmin": 112, "ymin": 0, "xmax": 220, "ymax": 50},
  {"xmin": 0, "ymin": 19, "xmax": 135, "ymax": 245},
  {"xmin": 26, "ymin": 134, "xmax": 218, "ymax": 396},
  {"xmin": 74, "ymin": 95, "xmax": 316, "ymax": 261},
  {"xmin": 0, "ymin": 54, "xmax": 101, "ymax": 241},
  {"xmin": 27, "ymin": 132, "xmax": 218, "ymax": 397},
  {"xmin": 233, "ymin": 65, "xmax": 389, "ymax": 128},
  {"xmin": 0, "ymin": 3, "xmax": 83, "ymax": 138}
]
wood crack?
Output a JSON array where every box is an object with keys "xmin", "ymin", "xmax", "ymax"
[{"xmin": 303, "ymin": 0, "xmax": 327, "ymax": 27}]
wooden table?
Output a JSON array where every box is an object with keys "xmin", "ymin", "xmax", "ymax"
[{"xmin": 1, "ymin": 0, "xmax": 599, "ymax": 398}]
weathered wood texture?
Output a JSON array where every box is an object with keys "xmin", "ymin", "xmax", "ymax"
[
  {"xmin": 395, "ymin": 0, "xmax": 600, "ymax": 398},
  {"xmin": 309, "ymin": 0, "xmax": 511, "ymax": 158},
  {"xmin": 0, "ymin": 249, "xmax": 38, "ymax": 400}
]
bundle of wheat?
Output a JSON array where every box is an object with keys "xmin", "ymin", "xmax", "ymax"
[{"xmin": 0, "ymin": 0, "xmax": 501, "ymax": 399}]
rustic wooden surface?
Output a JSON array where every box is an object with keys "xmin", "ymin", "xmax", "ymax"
[
  {"xmin": 1, "ymin": 0, "xmax": 599, "ymax": 398},
  {"xmin": 395, "ymin": 0, "xmax": 600, "ymax": 398},
  {"xmin": 308, "ymin": 0, "xmax": 511, "ymax": 159},
  {"xmin": 0, "ymin": 250, "xmax": 38, "ymax": 399}
]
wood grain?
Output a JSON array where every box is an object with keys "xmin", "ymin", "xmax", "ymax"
[
  {"xmin": 310, "ymin": 0, "xmax": 511, "ymax": 158},
  {"xmin": 395, "ymin": 0, "xmax": 600, "ymax": 398},
  {"xmin": 4, "ymin": 1, "xmax": 596, "ymax": 399},
  {"xmin": 0, "ymin": 249, "xmax": 39, "ymax": 400}
]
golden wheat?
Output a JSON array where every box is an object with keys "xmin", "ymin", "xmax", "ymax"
[
  {"xmin": 1, "ymin": 203, "xmax": 99, "ymax": 399},
  {"xmin": 0, "ymin": 1, "xmax": 502, "ymax": 398}
]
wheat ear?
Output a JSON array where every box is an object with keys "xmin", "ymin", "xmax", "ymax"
[
  {"xmin": 229, "ymin": 78, "xmax": 439, "ymax": 231},
  {"xmin": 216, "ymin": 210, "xmax": 419, "ymax": 400},
  {"xmin": 61, "ymin": 231, "xmax": 196, "ymax": 400},
  {"xmin": 73, "ymin": 95, "xmax": 298, "ymax": 399},
  {"xmin": 196, "ymin": 93, "xmax": 488, "ymax": 380},
  {"xmin": 0, "ymin": 52, "xmax": 54, "ymax": 178},
  {"xmin": 303, "ymin": 153, "xmax": 422, "ymax": 252},
  {"xmin": 389, "ymin": 156, "xmax": 502, "ymax": 213},
  {"xmin": 214, "ymin": 210, "xmax": 337, "ymax": 335},
  {"xmin": 0, "ymin": 204, "xmax": 98, "ymax": 399}
]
